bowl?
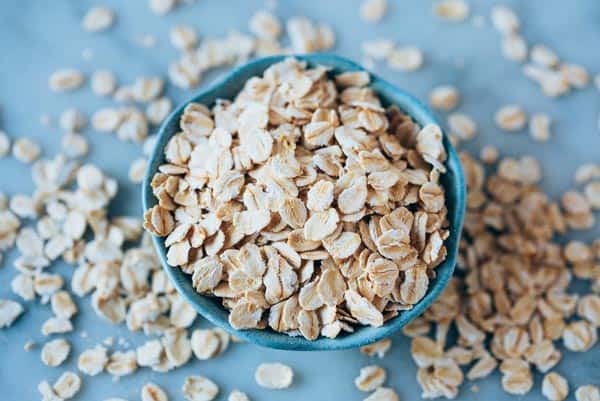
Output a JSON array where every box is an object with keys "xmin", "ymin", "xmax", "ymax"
[{"xmin": 142, "ymin": 53, "xmax": 466, "ymax": 351}]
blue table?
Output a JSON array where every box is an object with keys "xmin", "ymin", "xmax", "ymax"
[{"xmin": 1, "ymin": 1, "xmax": 599, "ymax": 400}]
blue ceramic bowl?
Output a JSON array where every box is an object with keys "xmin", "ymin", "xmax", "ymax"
[{"xmin": 142, "ymin": 54, "xmax": 466, "ymax": 351}]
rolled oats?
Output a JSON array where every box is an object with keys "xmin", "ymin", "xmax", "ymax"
[
  {"xmin": 360, "ymin": 338, "xmax": 392, "ymax": 358},
  {"xmin": 0, "ymin": 299, "xmax": 24, "ymax": 328},
  {"xmin": 255, "ymin": 362, "xmax": 294, "ymax": 389},
  {"xmin": 83, "ymin": 6, "xmax": 115, "ymax": 32},
  {"xmin": 141, "ymin": 382, "xmax": 169, "ymax": 401},
  {"xmin": 59, "ymin": 108, "xmax": 86, "ymax": 133},
  {"xmin": 249, "ymin": 10, "xmax": 282, "ymax": 40},
  {"xmin": 355, "ymin": 365, "xmax": 387, "ymax": 391},
  {"xmin": 53, "ymin": 371, "xmax": 81, "ymax": 399},
  {"xmin": 170, "ymin": 25, "xmax": 198, "ymax": 51},
  {"xmin": 360, "ymin": 0, "xmax": 387, "ymax": 23},
  {"xmin": 429, "ymin": 85, "xmax": 459, "ymax": 111},
  {"xmin": 41, "ymin": 338, "xmax": 71, "ymax": 367},
  {"xmin": 49, "ymin": 69, "xmax": 84, "ymax": 92},
  {"xmin": 0, "ymin": 130, "xmax": 10, "ymax": 157},
  {"xmin": 502, "ymin": 34, "xmax": 528, "ymax": 62},
  {"xmin": 491, "ymin": 5, "xmax": 520, "ymax": 34},
  {"xmin": 531, "ymin": 45, "xmax": 560, "ymax": 68},
  {"xmin": 542, "ymin": 372, "xmax": 569, "ymax": 401},
  {"xmin": 143, "ymin": 59, "xmax": 448, "ymax": 340},
  {"xmin": 576, "ymin": 385, "xmax": 600, "ymax": 401},
  {"xmin": 228, "ymin": 390, "xmax": 250, "ymax": 401},
  {"xmin": 107, "ymin": 350, "xmax": 138, "ymax": 376},
  {"xmin": 529, "ymin": 112, "xmax": 551, "ymax": 142},
  {"xmin": 182, "ymin": 376, "xmax": 219, "ymax": 401},
  {"xmin": 447, "ymin": 112, "xmax": 477, "ymax": 140},
  {"xmin": 433, "ymin": 0, "xmax": 470, "ymax": 22},
  {"xmin": 92, "ymin": 69, "xmax": 117, "ymax": 96},
  {"xmin": 387, "ymin": 46, "xmax": 424, "ymax": 71},
  {"xmin": 150, "ymin": 0, "xmax": 177, "ymax": 16},
  {"xmin": 363, "ymin": 387, "xmax": 399, "ymax": 401},
  {"xmin": 12, "ymin": 137, "xmax": 41, "ymax": 163},
  {"xmin": 495, "ymin": 105, "xmax": 527, "ymax": 132},
  {"xmin": 78, "ymin": 345, "xmax": 108, "ymax": 376}
]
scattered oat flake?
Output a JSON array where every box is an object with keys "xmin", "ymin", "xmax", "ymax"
[
  {"xmin": 542, "ymin": 372, "xmax": 569, "ymax": 401},
  {"xmin": 41, "ymin": 338, "xmax": 71, "ymax": 367},
  {"xmin": 92, "ymin": 69, "xmax": 117, "ymax": 96},
  {"xmin": 495, "ymin": 104, "xmax": 527, "ymax": 132},
  {"xmin": 182, "ymin": 376, "xmax": 219, "ymax": 401},
  {"xmin": 228, "ymin": 390, "xmax": 250, "ymax": 401},
  {"xmin": 360, "ymin": 0, "xmax": 387, "ymax": 23},
  {"xmin": 83, "ymin": 6, "xmax": 115, "ymax": 32},
  {"xmin": 529, "ymin": 112, "xmax": 551, "ymax": 142},
  {"xmin": 355, "ymin": 365, "xmax": 387, "ymax": 392},
  {"xmin": 255, "ymin": 363, "xmax": 294, "ymax": 389},
  {"xmin": 0, "ymin": 299, "xmax": 24, "ymax": 328},
  {"xmin": 53, "ymin": 371, "xmax": 81, "ymax": 400},
  {"xmin": 387, "ymin": 46, "xmax": 424, "ymax": 71},
  {"xmin": 49, "ymin": 69, "xmax": 84, "ymax": 92},
  {"xmin": 141, "ymin": 382, "xmax": 169, "ymax": 401},
  {"xmin": 433, "ymin": 0, "xmax": 470, "ymax": 22},
  {"xmin": 429, "ymin": 85, "xmax": 460, "ymax": 111},
  {"xmin": 12, "ymin": 137, "xmax": 41, "ymax": 163},
  {"xmin": 575, "ymin": 385, "xmax": 600, "ymax": 401},
  {"xmin": 490, "ymin": 5, "xmax": 520, "ymax": 34}
]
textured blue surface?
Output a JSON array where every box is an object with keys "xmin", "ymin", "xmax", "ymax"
[
  {"xmin": 1, "ymin": 1, "xmax": 600, "ymax": 400},
  {"xmin": 143, "ymin": 54, "xmax": 466, "ymax": 351}
]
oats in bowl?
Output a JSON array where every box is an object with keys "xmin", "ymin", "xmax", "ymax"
[{"xmin": 143, "ymin": 56, "xmax": 462, "ymax": 347}]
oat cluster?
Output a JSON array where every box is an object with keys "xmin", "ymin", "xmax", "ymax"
[
  {"xmin": 402, "ymin": 153, "xmax": 600, "ymax": 398},
  {"xmin": 144, "ymin": 58, "xmax": 450, "ymax": 340}
]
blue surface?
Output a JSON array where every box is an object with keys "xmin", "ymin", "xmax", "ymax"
[
  {"xmin": 1, "ymin": 1, "xmax": 599, "ymax": 400},
  {"xmin": 143, "ymin": 53, "xmax": 466, "ymax": 351}
]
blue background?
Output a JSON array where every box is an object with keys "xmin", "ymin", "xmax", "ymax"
[{"xmin": 1, "ymin": 1, "xmax": 599, "ymax": 400}]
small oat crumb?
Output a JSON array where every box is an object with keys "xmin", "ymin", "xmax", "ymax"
[
  {"xmin": 82, "ymin": 48, "xmax": 94, "ymax": 61},
  {"xmin": 480, "ymin": 145, "xmax": 499, "ymax": 164},
  {"xmin": 360, "ymin": 0, "xmax": 388, "ymax": 23},
  {"xmin": 495, "ymin": 104, "xmax": 527, "ymax": 132},
  {"xmin": 471, "ymin": 385, "xmax": 480, "ymax": 393},
  {"xmin": 24, "ymin": 340, "xmax": 36, "ymax": 351},
  {"xmin": 429, "ymin": 85, "xmax": 460, "ymax": 111},
  {"xmin": 82, "ymin": 6, "xmax": 115, "ymax": 33},
  {"xmin": 135, "ymin": 33, "xmax": 158, "ymax": 48},
  {"xmin": 529, "ymin": 112, "xmax": 551, "ymax": 142},
  {"xmin": 471, "ymin": 15, "xmax": 485, "ymax": 28},
  {"xmin": 433, "ymin": 0, "xmax": 470, "ymax": 22}
]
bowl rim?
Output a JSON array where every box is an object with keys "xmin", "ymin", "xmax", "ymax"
[{"xmin": 142, "ymin": 53, "xmax": 466, "ymax": 351}]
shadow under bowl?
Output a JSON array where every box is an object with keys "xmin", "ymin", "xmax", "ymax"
[{"xmin": 142, "ymin": 53, "xmax": 466, "ymax": 351}]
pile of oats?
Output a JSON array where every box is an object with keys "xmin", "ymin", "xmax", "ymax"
[
  {"xmin": 403, "ymin": 151, "xmax": 600, "ymax": 398},
  {"xmin": 144, "ymin": 58, "xmax": 451, "ymax": 340}
]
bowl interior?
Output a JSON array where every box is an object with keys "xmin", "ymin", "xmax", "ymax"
[{"xmin": 142, "ymin": 54, "xmax": 466, "ymax": 351}]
